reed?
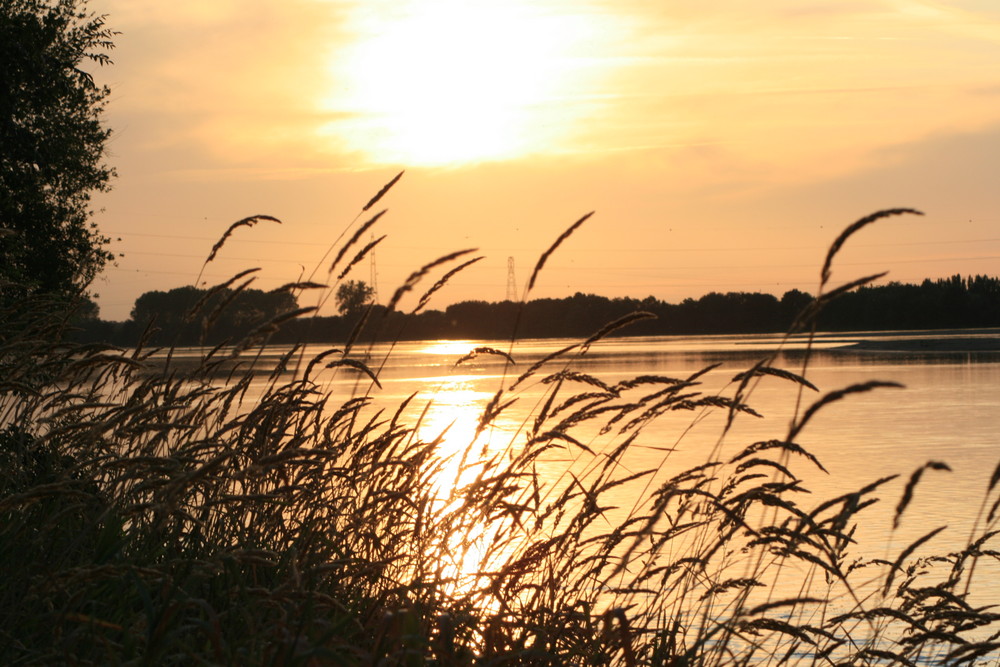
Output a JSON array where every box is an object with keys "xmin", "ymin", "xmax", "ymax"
[{"xmin": 1, "ymin": 192, "xmax": 997, "ymax": 666}]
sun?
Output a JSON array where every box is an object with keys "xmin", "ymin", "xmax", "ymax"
[{"xmin": 320, "ymin": 0, "xmax": 604, "ymax": 167}]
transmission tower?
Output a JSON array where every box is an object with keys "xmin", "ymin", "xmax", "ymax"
[
  {"xmin": 369, "ymin": 234, "xmax": 380, "ymax": 304},
  {"xmin": 506, "ymin": 256, "xmax": 517, "ymax": 301}
]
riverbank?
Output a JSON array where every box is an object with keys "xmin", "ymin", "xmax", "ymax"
[{"xmin": 831, "ymin": 330, "xmax": 1000, "ymax": 353}]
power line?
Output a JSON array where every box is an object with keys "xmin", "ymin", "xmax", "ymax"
[{"xmin": 104, "ymin": 230, "xmax": 1000, "ymax": 254}]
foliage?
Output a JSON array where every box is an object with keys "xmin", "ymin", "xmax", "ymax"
[
  {"xmin": 335, "ymin": 278, "xmax": 374, "ymax": 318},
  {"xmin": 2, "ymin": 201, "xmax": 999, "ymax": 665},
  {"xmin": 0, "ymin": 0, "xmax": 116, "ymax": 304},
  {"xmin": 74, "ymin": 275, "xmax": 1000, "ymax": 347},
  {"xmin": 818, "ymin": 274, "xmax": 1000, "ymax": 330},
  {"xmin": 128, "ymin": 284, "xmax": 299, "ymax": 346}
]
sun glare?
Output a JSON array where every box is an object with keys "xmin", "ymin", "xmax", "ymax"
[
  {"xmin": 419, "ymin": 340, "xmax": 479, "ymax": 357},
  {"xmin": 411, "ymin": 385, "xmax": 511, "ymax": 599},
  {"xmin": 322, "ymin": 1, "xmax": 605, "ymax": 166},
  {"xmin": 415, "ymin": 387, "xmax": 495, "ymax": 494}
]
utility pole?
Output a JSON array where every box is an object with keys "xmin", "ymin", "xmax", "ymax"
[
  {"xmin": 370, "ymin": 234, "xmax": 380, "ymax": 304},
  {"xmin": 506, "ymin": 256, "xmax": 517, "ymax": 302}
]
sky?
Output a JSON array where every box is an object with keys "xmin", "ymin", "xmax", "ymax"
[{"xmin": 90, "ymin": 0, "xmax": 1000, "ymax": 321}]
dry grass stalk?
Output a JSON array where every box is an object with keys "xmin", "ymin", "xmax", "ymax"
[
  {"xmin": 527, "ymin": 211, "xmax": 594, "ymax": 292},
  {"xmin": 204, "ymin": 215, "xmax": 281, "ymax": 264},
  {"xmin": 412, "ymin": 256, "xmax": 484, "ymax": 314},
  {"xmin": 271, "ymin": 281, "xmax": 328, "ymax": 294},
  {"xmin": 184, "ymin": 268, "xmax": 261, "ymax": 323},
  {"xmin": 328, "ymin": 209, "xmax": 387, "ymax": 276},
  {"xmin": 385, "ymin": 249, "xmax": 478, "ymax": 313},
  {"xmin": 820, "ymin": 208, "xmax": 921, "ymax": 288},
  {"xmin": 894, "ymin": 461, "xmax": 951, "ymax": 529},
  {"xmin": 326, "ymin": 358, "xmax": 382, "ymax": 389},
  {"xmin": 787, "ymin": 380, "xmax": 903, "ymax": 442},
  {"xmin": 362, "ymin": 170, "xmax": 404, "ymax": 212},
  {"xmin": 3, "ymin": 206, "xmax": 998, "ymax": 665},
  {"xmin": 581, "ymin": 310, "xmax": 656, "ymax": 352},
  {"xmin": 337, "ymin": 234, "xmax": 387, "ymax": 281},
  {"xmin": 454, "ymin": 346, "xmax": 516, "ymax": 367}
]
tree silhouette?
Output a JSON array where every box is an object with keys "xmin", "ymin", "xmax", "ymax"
[
  {"xmin": 129, "ymin": 286, "xmax": 299, "ymax": 345},
  {"xmin": 0, "ymin": 0, "xmax": 117, "ymax": 304},
  {"xmin": 335, "ymin": 280, "xmax": 374, "ymax": 318}
]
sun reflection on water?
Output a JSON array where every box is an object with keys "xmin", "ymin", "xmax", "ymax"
[
  {"xmin": 418, "ymin": 340, "xmax": 481, "ymax": 357},
  {"xmin": 409, "ymin": 374, "xmax": 521, "ymax": 610}
]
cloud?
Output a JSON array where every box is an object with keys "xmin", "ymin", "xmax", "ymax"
[
  {"xmin": 740, "ymin": 122, "xmax": 1000, "ymax": 231},
  {"xmin": 99, "ymin": 0, "xmax": 350, "ymax": 170},
  {"xmin": 95, "ymin": 0, "xmax": 1000, "ymax": 183}
]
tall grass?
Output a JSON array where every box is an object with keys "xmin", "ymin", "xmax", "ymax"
[{"xmin": 1, "ymin": 191, "xmax": 998, "ymax": 665}]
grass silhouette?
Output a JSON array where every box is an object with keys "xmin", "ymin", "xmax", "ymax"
[{"xmin": 2, "ymin": 188, "xmax": 998, "ymax": 665}]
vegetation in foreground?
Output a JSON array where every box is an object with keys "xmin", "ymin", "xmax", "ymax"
[
  {"xmin": 1, "ymin": 0, "xmax": 116, "ymax": 305},
  {"xmin": 3, "ymin": 197, "xmax": 1000, "ymax": 666},
  {"xmin": 4, "ymin": 6, "xmax": 998, "ymax": 662}
]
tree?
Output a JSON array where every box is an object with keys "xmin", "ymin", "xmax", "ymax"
[
  {"xmin": 0, "ymin": 0, "xmax": 116, "ymax": 303},
  {"xmin": 335, "ymin": 280, "xmax": 374, "ymax": 318},
  {"xmin": 129, "ymin": 286, "xmax": 299, "ymax": 346}
]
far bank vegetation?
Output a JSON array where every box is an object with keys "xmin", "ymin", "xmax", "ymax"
[{"xmin": 74, "ymin": 274, "xmax": 1000, "ymax": 347}]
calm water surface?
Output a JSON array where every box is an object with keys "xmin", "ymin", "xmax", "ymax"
[
  {"xmin": 299, "ymin": 331, "xmax": 1000, "ymax": 555},
  {"xmin": 230, "ymin": 329, "xmax": 1000, "ymax": 617},
  {"xmin": 186, "ymin": 329, "xmax": 998, "ymax": 659}
]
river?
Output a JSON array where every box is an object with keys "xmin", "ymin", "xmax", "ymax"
[
  {"xmin": 220, "ymin": 328, "xmax": 1000, "ymax": 658},
  {"xmin": 235, "ymin": 329, "xmax": 1000, "ymax": 557}
]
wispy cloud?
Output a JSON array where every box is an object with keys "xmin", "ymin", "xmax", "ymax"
[{"xmin": 96, "ymin": 0, "xmax": 1000, "ymax": 183}]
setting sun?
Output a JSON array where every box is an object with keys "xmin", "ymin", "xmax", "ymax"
[{"xmin": 321, "ymin": 0, "xmax": 607, "ymax": 166}]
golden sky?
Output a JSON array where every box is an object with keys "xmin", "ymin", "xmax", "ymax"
[{"xmin": 93, "ymin": 0, "xmax": 1000, "ymax": 320}]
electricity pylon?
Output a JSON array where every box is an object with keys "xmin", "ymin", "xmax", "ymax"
[
  {"xmin": 506, "ymin": 256, "xmax": 517, "ymax": 302},
  {"xmin": 370, "ymin": 234, "xmax": 380, "ymax": 304}
]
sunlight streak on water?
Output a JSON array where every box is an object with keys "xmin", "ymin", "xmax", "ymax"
[
  {"xmin": 408, "ymin": 378, "xmax": 520, "ymax": 607},
  {"xmin": 390, "ymin": 333, "xmax": 1000, "ymax": 600},
  {"xmin": 230, "ymin": 332, "xmax": 1000, "ymax": 613}
]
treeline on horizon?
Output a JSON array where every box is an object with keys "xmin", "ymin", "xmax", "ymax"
[{"xmin": 72, "ymin": 273, "xmax": 1000, "ymax": 347}]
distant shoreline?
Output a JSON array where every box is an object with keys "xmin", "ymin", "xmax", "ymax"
[{"xmin": 835, "ymin": 337, "xmax": 1000, "ymax": 353}]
